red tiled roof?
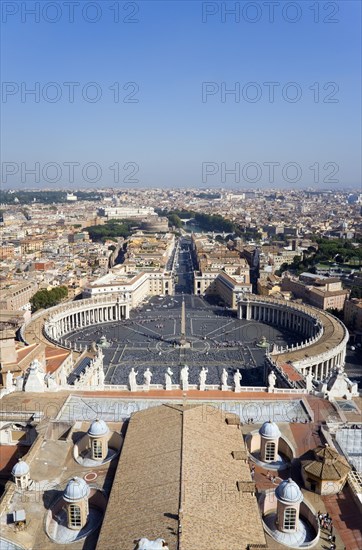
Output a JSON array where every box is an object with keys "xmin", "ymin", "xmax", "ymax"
[
  {"xmin": 45, "ymin": 346, "xmax": 71, "ymax": 374},
  {"xmin": 279, "ymin": 362, "xmax": 304, "ymax": 382}
]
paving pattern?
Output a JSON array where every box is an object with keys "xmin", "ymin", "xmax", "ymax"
[{"xmin": 66, "ymin": 294, "xmax": 303, "ymax": 386}]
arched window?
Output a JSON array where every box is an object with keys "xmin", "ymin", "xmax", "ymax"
[
  {"xmin": 92, "ymin": 439, "xmax": 103, "ymax": 459},
  {"xmin": 265, "ymin": 441, "xmax": 276, "ymax": 461},
  {"xmin": 283, "ymin": 507, "xmax": 297, "ymax": 530},
  {"xmin": 69, "ymin": 504, "xmax": 82, "ymax": 528}
]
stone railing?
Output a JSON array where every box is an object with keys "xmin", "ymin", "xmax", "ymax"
[{"xmin": 65, "ymin": 384, "xmax": 308, "ymax": 394}]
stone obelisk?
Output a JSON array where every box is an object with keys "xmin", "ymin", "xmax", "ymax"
[{"xmin": 179, "ymin": 297, "xmax": 190, "ymax": 348}]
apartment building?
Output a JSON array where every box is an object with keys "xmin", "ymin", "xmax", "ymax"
[
  {"xmin": 192, "ymin": 234, "xmax": 252, "ymax": 307},
  {"xmin": 0, "ymin": 281, "xmax": 38, "ymax": 311},
  {"xmin": 98, "ymin": 206, "xmax": 155, "ymax": 219},
  {"xmin": 83, "ymin": 268, "xmax": 173, "ymax": 306},
  {"xmin": 344, "ymin": 298, "xmax": 362, "ymax": 337},
  {"xmin": 281, "ymin": 273, "xmax": 349, "ymax": 311}
]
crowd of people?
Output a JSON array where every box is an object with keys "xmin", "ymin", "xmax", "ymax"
[{"xmin": 318, "ymin": 511, "xmax": 338, "ymax": 549}]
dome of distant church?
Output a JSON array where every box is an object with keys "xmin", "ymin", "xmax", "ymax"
[{"xmin": 259, "ymin": 420, "xmax": 281, "ymax": 439}]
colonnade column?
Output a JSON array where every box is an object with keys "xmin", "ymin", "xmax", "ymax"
[{"xmin": 246, "ymin": 303, "xmax": 251, "ymax": 321}]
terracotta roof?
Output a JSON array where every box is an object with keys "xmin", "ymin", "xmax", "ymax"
[
  {"xmin": 45, "ymin": 346, "xmax": 71, "ymax": 374},
  {"xmin": 302, "ymin": 445, "xmax": 351, "ymax": 480},
  {"xmin": 279, "ymin": 362, "xmax": 304, "ymax": 382},
  {"xmin": 16, "ymin": 344, "xmax": 37, "ymax": 361}
]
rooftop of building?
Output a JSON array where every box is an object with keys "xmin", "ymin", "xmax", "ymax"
[{"xmin": 96, "ymin": 404, "xmax": 266, "ymax": 550}]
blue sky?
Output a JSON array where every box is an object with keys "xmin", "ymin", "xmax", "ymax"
[{"xmin": 1, "ymin": 0, "xmax": 361, "ymax": 189}]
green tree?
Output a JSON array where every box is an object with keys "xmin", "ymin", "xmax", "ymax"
[{"xmin": 30, "ymin": 286, "xmax": 68, "ymax": 312}]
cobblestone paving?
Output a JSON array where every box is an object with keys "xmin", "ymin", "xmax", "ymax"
[{"xmin": 66, "ymin": 295, "xmax": 302, "ymax": 386}]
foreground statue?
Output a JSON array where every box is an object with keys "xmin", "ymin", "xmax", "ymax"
[
  {"xmin": 268, "ymin": 370, "xmax": 277, "ymax": 392},
  {"xmin": 180, "ymin": 365, "xmax": 189, "ymax": 391},
  {"xmin": 129, "ymin": 367, "xmax": 138, "ymax": 392},
  {"xmin": 143, "ymin": 368, "xmax": 152, "ymax": 391},
  {"xmin": 305, "ymin": 369, "xmax": 314, "ymax": 392},
  {"xmin": 5, "ymin": 371, "xmax": 13, "ymax": 390},
  {"xmin": 221, "ymin": 368, "xmax": 228, "ymax": 391},
  {"xmin": 165, "ymin": 367, "xmax": 173, "ymax": 390},
  {"xmin": 234, "ymin": 369, "xmax": 242, "ymax": 393},
  {"xmin": 199, "ymin": 367, "xmax": 208, "ymax": 391}
]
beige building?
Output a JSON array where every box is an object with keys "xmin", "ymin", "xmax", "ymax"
[
  {"xmin": 281, "ymin": 274, "xmax": 349, "ymax": 311},
  {"xmin": 257, "ymin": 274, "xmax": 281, "ymax": 296},
  {"xmin": 98, "ymin": 206, "xmax": 155, "ymax": 219},
  {"xmin": 20, "ymin": 238, "xmax": 44, "ymax": 254},
  {"xmin": 344, "ymin": 298, "xmax": 362, "ymax": 335},
  {"xmin": 125, "ymin": 232, "xmax": 175, "ymax": 270},
  {"xmin": 192, "ymin": 234, "xmax": 252, "ymax": 306},
  {"xmin": 0, "ymin": 281, "xmax": 37, "ymax": 312},
  {"xmin": 0, "ymin": 244, "xmax": 15, "ymax": 260},
  {"xmin": 83, "ymin": 268, "xmax": 174, "ymax": 306}
]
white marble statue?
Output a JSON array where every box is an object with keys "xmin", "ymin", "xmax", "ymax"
[
  {"xmin": 30, "ymin": 359, "xmax": 43, "ymax": 373},
  {"xmin": 129, "ymin": 367, "xmax": 138, "ymax": 392},
  {"xmin": 180, "ymin": 365, "xmax": 189, "ymax": 391},
  {"xmin": 221, "ymin": 368, "xmax": 228, "ymax": 390},
  {"xmin": 24, "ymin": 360, "xmax": 45, "ymax": 393},
  {"xmin": 199, "ymin": 367, "xmax": 208, "ymax": 391},
  {"xmin": 305, "ymin": 369, "xmax": 314, "ymax": 392},
  {"xmin": 233, "ymin": 369, "xmax": 242, "ymax": 393},
  {"xmin": 268, "ymin": 370, "xmax": 277, "ymax": 392},
  {"xmin": 5, "ymin": 371, "xmax": 13, "ymax": 390},
  {"xmin": 165, "ymin": 367, "xmax": 173, "ymax": 390},
  {"xmin": 138, "ymin": 538, "xmax": 169, "ymax": 550},
  {"xmin": 143, "ymin": 368, "xmax": 152, "ymax": 391},
  {"xmin": 320, "ymin": 366, "xmax": 359, "ymax": 401},
  {"xmin": 98, "ymin": 366, "xmax": 105, "ymax": 387}
]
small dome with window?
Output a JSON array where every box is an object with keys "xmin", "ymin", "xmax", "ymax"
[
  {"xmin": 88, "ymin": 418, "xmax": 109, "ymax": 437},
  {"xmin": 259, "ymin": 420, "xmax": 281, "ymax": 439},
  {"xmin": 275, "ymin": 478, "xmax": 303, "ymax": 504},
  {"xmin": 12, "ymin": 458, "xmax": 29, "ymax": 477},
  {"xmin": 63, "ymin": 477, "xmax": 90, "ymax": 503}
]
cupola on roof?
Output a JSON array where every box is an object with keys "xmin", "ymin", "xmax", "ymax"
[
  {"xmin": 259, "ymin": 420, "xmax": 281, "ymax": 439},
  {"xmin": 275, "ymin": 478, "xmax": 303, "ymax": 504},
  {"xmin": 88, "ymin": 418, "xmax": 109, "ymax": 437},
  {"xmin": 63, "ymin": 477, "xmax": 90, "ymax": 502},
  {"xmin": 12, "ymin": 458, "xmax": 29, "ymax": 477}
]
